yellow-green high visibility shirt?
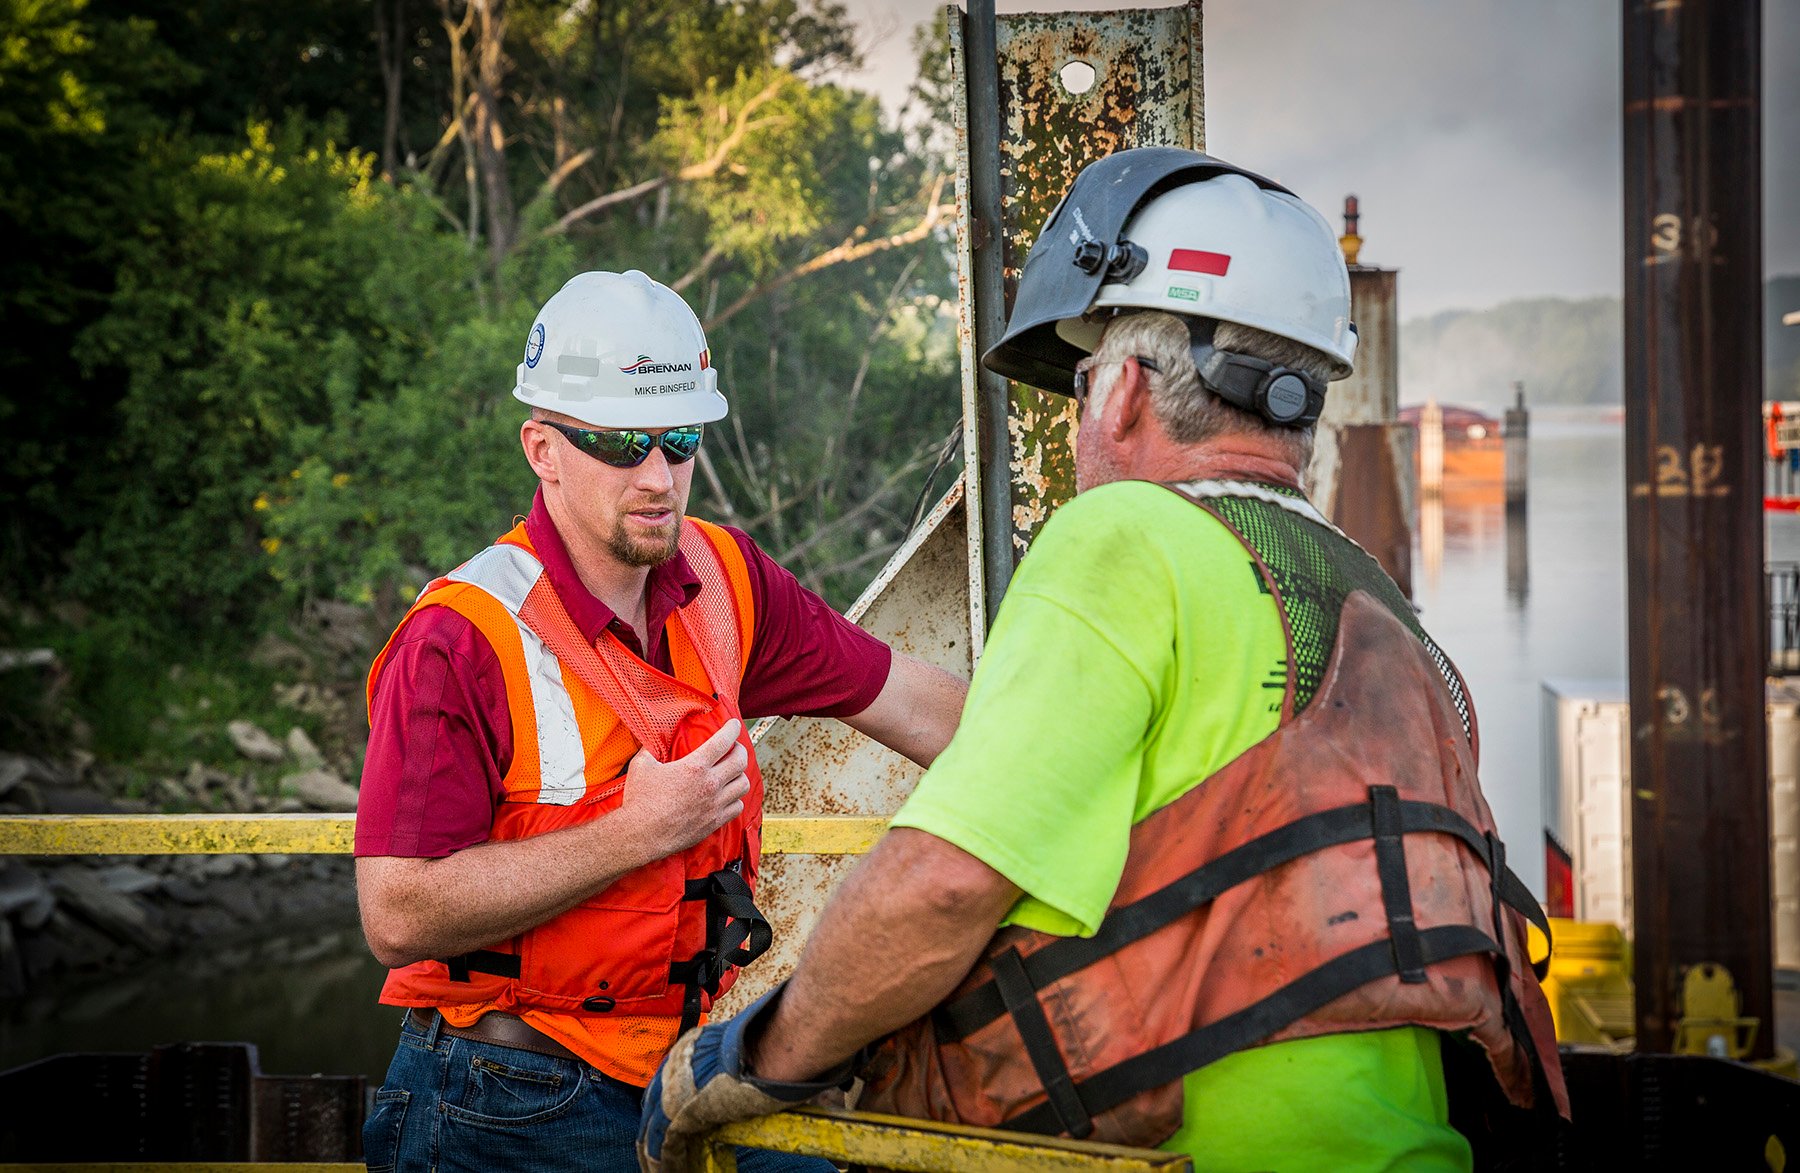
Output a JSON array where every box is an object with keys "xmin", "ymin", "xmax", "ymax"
[{"xmin": 891, "ymin": 479, "xmax": 1472, "ymax": 1172}]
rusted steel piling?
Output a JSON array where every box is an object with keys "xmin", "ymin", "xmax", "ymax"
[
  {"xmin": 1623, "ymin": 0, "xmax": 1770, "ymax": 1056},
  {"xmin": 953, "ymin": 0, "xmax": 1205, "ymax": 611}
]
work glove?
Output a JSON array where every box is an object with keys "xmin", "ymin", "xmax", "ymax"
[{"xmin": 637, "ymin": 983, "xmax": 853, "ymax": 1173}]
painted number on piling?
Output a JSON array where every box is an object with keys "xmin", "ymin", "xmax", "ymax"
[
  {"xmin": 1632, "ymin": 443, "xmax": 1730, "ymax": 498},
  {"xmin": 1644, "ymin": 213, "xmax": 1721, "ymax": 268}
]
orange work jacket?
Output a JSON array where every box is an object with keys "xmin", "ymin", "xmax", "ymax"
[
  {"xmin": 859, "ymin": 486, "xmax": 1568, "ymax": 1148},
  {"xmin": 369, "ymin": 516, "xmax": 768, "ymax": 1053}
]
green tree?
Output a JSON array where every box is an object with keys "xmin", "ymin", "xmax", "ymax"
[
  {"xmin": 0, "ymin": 0, "xmax": 188, "ymax": 588},
  {"xmin": 72, "ymin": 122, "xmax": 490, "ymax": 638}
]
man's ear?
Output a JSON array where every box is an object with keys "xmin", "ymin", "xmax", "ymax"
[
  {"xmin": 521, "ymin": 419, "xmax": 560, "ymax": 483},
  {"xmin": 1108, "ymin": 357, "xmax": 1152, "ymax": 442}
]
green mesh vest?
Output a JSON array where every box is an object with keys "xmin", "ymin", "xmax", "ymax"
[{"xmin": 1178, "ymin": 480, "xmax": 1474, "ymax": 744}]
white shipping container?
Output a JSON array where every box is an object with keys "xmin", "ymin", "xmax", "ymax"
[{"xmin": 1541, "ymin": 679, "xmax": 1800, "ymax": 973}]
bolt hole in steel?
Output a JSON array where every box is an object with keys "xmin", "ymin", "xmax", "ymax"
[{"xmin": 1059, "ymin": 59, "xmax": 1098, "ymax": 95}]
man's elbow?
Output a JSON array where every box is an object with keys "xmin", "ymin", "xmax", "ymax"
[
  {"xmin": 357, "ymin": 879, "xmax": 433, "ymax": 969},
  {"xmin": 360, "ymin": 906, "xmax": 424, "ymax": 969},
  {"xmin": 886, "ymin": 828, "xmax": 1018, "ymax": 925}
]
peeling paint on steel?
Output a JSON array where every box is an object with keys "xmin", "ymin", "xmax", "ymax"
[
  {"xmin": 729, "ymin": 491, "xmax": 977, "ymax": 1010},
  {"xmin": 992, "ymin": 2, "xmax": 1204, "ymax": 560}
]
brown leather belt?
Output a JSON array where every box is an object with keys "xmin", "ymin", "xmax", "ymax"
[{"xmin": 409, "ymin": 1007, "xmax": 583, "ymax": 1064}]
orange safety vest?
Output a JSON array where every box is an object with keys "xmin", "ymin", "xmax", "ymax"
[
  {"xmin": 369, "ymin": 517, "xmax": 769, "ymax": 1033},
  {"xmin": 859, "ymin": 486, "xmax": 1569, "ymax": 1148}
]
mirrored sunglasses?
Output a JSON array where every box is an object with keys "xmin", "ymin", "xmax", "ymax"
[{"xmin": 544, "ymin": 421, "xmax": 704, "ymax": 468}]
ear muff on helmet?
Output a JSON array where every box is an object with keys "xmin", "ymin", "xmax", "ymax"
[{"xmin": 1184, "ymin": 317, "xmax": 1334, "ymax": 427}]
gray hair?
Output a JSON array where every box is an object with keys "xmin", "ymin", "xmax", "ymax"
[{"xmin": 1090, "ymin": 311, "xmax": 1330, "ymax": 468}]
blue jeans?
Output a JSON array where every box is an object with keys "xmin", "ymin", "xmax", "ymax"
[{"xmin": 363, "ymin": 1010, "xmax": 833, "ymax": 1173}]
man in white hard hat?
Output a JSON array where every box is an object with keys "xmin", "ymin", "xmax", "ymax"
[
  {"xmin": 353, "ymin": 269, "xmax": 967, "ymax": 1173},
  {"xmin": 638, "ymin": 150, "xmax": 1568, "ymax": 1172}
]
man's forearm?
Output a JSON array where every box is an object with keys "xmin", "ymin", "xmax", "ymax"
[
  {"xmin": 748, "ymin": 828, "xmax": 1019, "ymax": 1082},
  {"xmin": 844, "ymin": 652, "xmax": 968, "ymax": 767},
  {"xmin": 356, "ymin": 813, "xmax": 661, "ymax": 966}
]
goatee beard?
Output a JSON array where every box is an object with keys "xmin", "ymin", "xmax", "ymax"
[{"xmin": 606, "ymin": 511, "xmax": 683, "ymax": 567}]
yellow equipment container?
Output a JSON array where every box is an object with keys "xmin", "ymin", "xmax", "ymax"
[{"xmin": 1539, "ymin": 917, "xmax": 1635, "ymax": 1046}]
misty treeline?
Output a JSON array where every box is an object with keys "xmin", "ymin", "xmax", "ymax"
[
  {"xmin": 1, "ymin": 0, "xmax": 965, "ymax": 756},
  {"xmin": 1400, "ymin": 277, "xmax": 1800, "ymax": 410}
]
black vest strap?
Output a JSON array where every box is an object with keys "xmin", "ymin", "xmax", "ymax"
[
  {"xmin": 669, "ymin": 865, "xmax": 772, "ymax": 1034},
  {"xmin": 991, "ymin": 947, "xmax": 1095, "ymax": 1139},
  {"xmin": 441, "ymin": 949, "xmax": 522, "ymax": 983},
  {"xmin": 932, "ymin": 791, "xmax": 1549, "ymax": 1044},
  {"xmin": 1001, "ymin": 924, "xmax": 1504, "ymax": 1136},
  {"xmin": 1370, "ymin": 785, "xmax": 1428, "ymax": 983}
]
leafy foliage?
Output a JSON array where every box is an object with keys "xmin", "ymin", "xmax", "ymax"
[{"xmin": 1, "ymin": 0, "xmax": 962, "ymax": 765}]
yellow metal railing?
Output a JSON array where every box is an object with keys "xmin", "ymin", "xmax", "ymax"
[
  {"xmin": 0, "ymin": 813, "xmax": 1192, "ymax": 1170},
  {"xmin": 0, "ymin": 1109, "xmax": 1192, "ymax": 1173},
  {"xmin": 705, "ymin": 1108, "xmax": 1192, "ymax": 1172},
  {"xmin": 0, "ymin": 1110, "xmax": 1189, "ymax": 1171},
  {"xmin": 0, "ymin": 813, "xmax": 888, "ymax": 856}
]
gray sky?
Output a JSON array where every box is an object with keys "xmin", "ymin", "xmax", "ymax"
[{"xmin": 837, "ymin": 0, "xmax": 1798, "ymax": 320}]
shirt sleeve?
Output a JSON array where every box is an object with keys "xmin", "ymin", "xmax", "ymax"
[
  {"xmin": 726, "ymin": 527, "xmax": 893, "ymax": 721},
  {"xmin": 888, "ymin": 485, "xmax": 1176, "ymax": 938},
  {"xmin": 353, "ymin": 606, "xmax": 513, "ymax": 859}
]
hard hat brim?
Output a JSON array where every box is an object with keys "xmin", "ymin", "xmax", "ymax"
[{"xmin": 512, "ymin": 385, "xmax": 729, "ymax": 430}]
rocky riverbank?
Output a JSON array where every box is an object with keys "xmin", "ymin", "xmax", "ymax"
[{"xmin": 0, "ymin": 730, "xmax": 366, "ymax": 1001}]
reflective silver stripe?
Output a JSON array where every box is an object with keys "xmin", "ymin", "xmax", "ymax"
[
  {"xmin": 516, "ymin": 625, "xmax": 588, "ymax": 805},
  {"xmin": 447, "ymin": 544, "xmax": 542, "ymax": 613},
  {"xmin": 446, "ymin": 543, "xmax": 587, "ymax": 806}
]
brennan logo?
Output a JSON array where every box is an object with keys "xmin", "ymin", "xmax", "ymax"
[{"xmin": 619, "ymin": 354, "xmax": 693, "ymax": 375}]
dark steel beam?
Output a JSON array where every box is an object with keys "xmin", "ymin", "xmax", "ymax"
[
  {"xmin": 1623, "ymin": 0, "xmax": 1770, "ymax": 1056},
  {"xmin": 963, "ymin": 0, "xmax": 1013, "ymax": 629}
]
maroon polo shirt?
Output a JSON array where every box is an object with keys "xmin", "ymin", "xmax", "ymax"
[{"xmin": 354, "ymin": 489, "xmax": 892, "ymax": 858}]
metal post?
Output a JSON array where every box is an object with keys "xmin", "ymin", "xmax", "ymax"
[
  {"xmin": 1503, "ymin": 382, "xmax": 1528, "ymax": 513},
  {"xmin": 1623, "ymin": 0, "xmax": 1770, "ymax": 1057},
  {"xmin": 964, "ymin": 0, "xmax": 1013, "ymax": 629}
]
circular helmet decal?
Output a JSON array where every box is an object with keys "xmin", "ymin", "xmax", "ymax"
[{"xmin": 525, "ymin": 322, "xmax": 546, "ymax": 369}]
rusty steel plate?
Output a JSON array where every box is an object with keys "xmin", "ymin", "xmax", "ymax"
[
  {"xmin": 962, "ymin": 1, "xmax": 1204, "ymax": 567},
  {"xmin": 722, "ymin": 483, "xmax": 976, "ymax": 1011}
]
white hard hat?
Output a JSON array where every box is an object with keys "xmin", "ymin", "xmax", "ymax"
[
  {"xmin": 1053, "ymin": 173, "xmax": 1356, "ymax": 377},
  {"xmin": 514, "ymin": 270, "xmax": 727, "ymax": 428}
]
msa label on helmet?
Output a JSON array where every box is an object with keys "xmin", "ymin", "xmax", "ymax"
[
  {"xmin": 525, "ymin": 323, "xmax": 546, "ymax": 368},
  {"xmin": 619, "ymin": 354, "xmax": 694, "ymax": 375},
  {"xmin": 1168, "ymin": 286, "xmax": 1200, "ymax": 302}
]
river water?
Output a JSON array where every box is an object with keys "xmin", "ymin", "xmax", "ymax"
[{"xmin": 2, "ymin": 407, "xmax": 1782, "ymax": 1086}]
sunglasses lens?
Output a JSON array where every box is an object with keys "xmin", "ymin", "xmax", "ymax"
[
  {"xmin": 571, "ymin": 429, "xmax": 644, "ymax": 466},
  {"xmin": 557, "ymin": 422, "xmax": 700, "ymax": 467},
  {"xmin": 660, "ymin": 427, "xmax": 702, "ymax": 463}
]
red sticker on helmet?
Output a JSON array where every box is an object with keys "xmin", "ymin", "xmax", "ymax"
[{"xmin": 1169, "ymin": 249, "xmax": 1231, "ymax": 276}]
